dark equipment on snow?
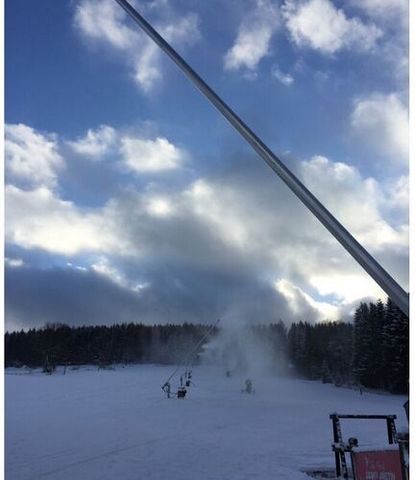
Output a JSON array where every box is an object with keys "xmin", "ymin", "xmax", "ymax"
[
  {"xmin": 113, "ymin": 0, "xmax": 409, "ymax": 317},
  {"xmin": 329, "ymin": 413, "xmax": 406, "ymax": 479},
  {"xmin": 162, "ymin": 381, "xmax": 171, "ymax": 399},
  {"xmin": 177, "ymin": 387, "xmax": 187, "ymax": 399},
  {"xmin": 160, "ymin": 320, "xmax": 219, "ymax": 399},
  {"xmin": 242, "ymin": 379, "xmax": 253, "ymax": 394},
  {"xmin": 347, "ymin": 437, "xmax": 358, "ymax": 448},
  {"xmin": 185, "ymin": 370, "xmax": 194, "ymax": 387},
  {"xmin": 42, "ymin": 354, "xmax": 56, "ymax": 375}
]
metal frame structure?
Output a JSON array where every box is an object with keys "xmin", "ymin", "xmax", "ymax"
[
  {"xmin": 330, "ymin": 413, "xmax": 398, "ymax": 479},
  {"xmin": 113, "ymin": 0, "xmax": 409, "ymax": 317}
]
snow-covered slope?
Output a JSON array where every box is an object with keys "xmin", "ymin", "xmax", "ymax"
[{"xmin": 5, "ymin": 365, "xmax": 407, "ymax": 480}]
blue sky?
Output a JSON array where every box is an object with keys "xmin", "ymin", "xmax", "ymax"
[{"xmin": 5, "ymin": 0, "xmax": 409, "ymax": 331}]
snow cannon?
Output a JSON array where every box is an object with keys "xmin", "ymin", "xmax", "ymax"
[
  {"xmin": 177, "ymin": 387, "xmax": 187, "ymax": 399},
  {"xmin": 242, "ymin": 379, "xmax": 253, "ymax": 394},
  {"xmin": 162, "ymin": 382, "xmax": 171, "ymax": 399}
]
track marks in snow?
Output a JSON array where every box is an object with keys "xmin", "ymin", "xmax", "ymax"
[
  {"xmin": 6, "ymin": 365, "xmax": 406, "ymax": 480},
  {"xmin": 38, "ymin": 431, "xmax": 189, "ymax": 477}
]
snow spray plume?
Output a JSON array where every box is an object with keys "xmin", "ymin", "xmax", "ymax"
[
  {"xmin": 161, "ymin": 320, "xmax": 220, "ymax": 388},
  {"xmin": 201, "ymin": 315, "xmax": 288, "ymax": 377}
]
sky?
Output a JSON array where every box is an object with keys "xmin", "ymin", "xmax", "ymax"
[{"xmin": 4, "ymin": 0, "xmax": 409, "ymax": 331}]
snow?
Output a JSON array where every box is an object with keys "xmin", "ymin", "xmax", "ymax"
[
  {"xmin": 352, "ymin": 446, "xmax": 399, "ymax": 453},
  {"xmin": 5, "ymin": 365, "xmax": 407, "ymax": 480}
]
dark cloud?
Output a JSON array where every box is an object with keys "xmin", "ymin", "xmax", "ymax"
[
  {"xmin": 6, "ymin": 266, "xmax": 141, "ymax": 331},
  {"xmin": 6, "ymin": 259, "xmax": 321, "ymax": 332},
  {"xmin": 5, "ymin": 140, "xmax": 408, "ymax": 331}
]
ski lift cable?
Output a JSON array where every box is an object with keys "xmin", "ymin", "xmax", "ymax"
[
  {"xmin": 181, "ymin": 321, "xmax": 219, "ymax": 372},
  {"xmin": 162, "ymin": 319, "xmax": 220, "ymax": 387},
  {"xmin": 163, "ymin": 319, "xmax": 219, "ymax": 386},
  {"xmin": 113, "ymin": 0, "xmax": 409, "ymax": 318}
]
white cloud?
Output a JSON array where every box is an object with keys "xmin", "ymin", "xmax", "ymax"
[
  {"xmin": 185, "ymin": 156, "xmax": 408, "ymax": 270},
  {"xmin": 5, "ymin": 124, "xmax": 65, "ymax": 188},
  {"xmin": 146, "ymin": 197, "xmax": 174, "ymax": 217},
  {"xmin": 183, "ymin": 156, "xmax": 408, "ymax": 307},
  {"xmin": 308, "ymin": 273, "xmax": 383, "ymax": 305},
  {"xmin": 300, "ymin": 155, "xmax": 408, "ymax": 252},
  {"xmin": 68, "ymin": 125, "xmax": 116, "ymax": 158},
  {"xmin": 383, "ymin": 175, "xmax": 409, "ymax": 212},
  {"xmin": 5, "ymin": 185, "xmax": 121, "ymax": 256},
  {"xmin": 4, "ymin": 121, "xmax": 408, "ymax": 320},
  {"xmin": 74, "ymin": 0, "xmax": 135, "ymax": 49},
  {"xmin": 67, "ymin": 262, "xmax": 88, "ymax": 272},
  {"xmin": 224, "ymin": 0, "xmax": 279, "ymax": 72},
  {"xmin": 5, "ymin": 258, "xmax": 24, "ymax": 268},
  {"xmin": 74, "ymin": 0, "xmax": 200, "ymax": 92},
  {"xmin": 275, "ymin": 278, "xmax": 340, "ymax": 321},
  {"xmin": 131, "ymin": 15, "xmax": 200, "ymax": 91},
  {"xmin": 350, "ymin": 93, "xmax": 408, "ymax": 165},
  {"xmin": 185, "ymin": 179, "xmax": 250, "ymax": 250},
  {"xmin": 66, "ymin": 123, "xmax": 185, "ymax": 172},
  {"xmin": 160, "ymin": 13, "xmax": 200, "ymax": 44},
  {"xmin": 91, "ymin": 257, "xmax": 149, "ymax": 293},
  {"xmin": 349, "ymin": 0, "xmax": 408, "ymax": 88},
  {"xmin": 351, "ymin": 0, "xmax": 408, "ymax": 21},
  {"xmin": 271, "ymin": 66, "xmax": 294, "ymax": 85},
  {"xmin": 132, "ymin": 42, "xmax": 162, "ymax": 91},
  {"xmin": 120, "ymin": 136, "xmax": 184, "ymax": 173},
  {"xmin": 283, "ymin": 0, "xmax": 382, "ymax": 54}
]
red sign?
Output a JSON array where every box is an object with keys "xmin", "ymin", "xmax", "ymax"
[{"xmin": 352, "ymin": 450, "xmax": 402, "ymax": 480}]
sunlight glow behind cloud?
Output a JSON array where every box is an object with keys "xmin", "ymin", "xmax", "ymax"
[
  {"xmin": 274, "ymin": 278, "xmax": 340, "ymax": 321},
  {"xmin": 146, "ymin": 197, "xmax": 174, "ymax": 217},
  {"xmin": 4, "ymin": 122, "xmax": 409, "ymax": 327}
]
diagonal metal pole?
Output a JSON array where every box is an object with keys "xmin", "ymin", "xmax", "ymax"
[{"xmin": 113, "ymin": 0, "xmax": 409, "ymax": 317}]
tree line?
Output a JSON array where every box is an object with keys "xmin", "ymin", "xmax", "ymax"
[
  {"xmin": 5, "ymin": 323, "xmax": 214, "ymax": 368},
  {"xmin": 4, "ymin": 299, "xmax": 408, "ymax": 393},
  {"xmin": 352, "ymin": 298, "xmax": 408, "ymax": 393}
]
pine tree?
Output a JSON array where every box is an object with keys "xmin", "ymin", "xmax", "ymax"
[
  {"xmin": 353, "ymin": 302, "xmax": 372, "ymax": 387},
  {"xmin": 365, "ymin": 301, "xmax": 384, "ymax": 388},
  {"xmin": 383, "ymin": 299, "xmax": 409, "ymax": 393}
]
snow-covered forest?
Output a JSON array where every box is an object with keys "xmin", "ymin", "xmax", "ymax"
[{"xmin": 5, "ymin": 299, "xmax": 408, "ymax": 394}]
